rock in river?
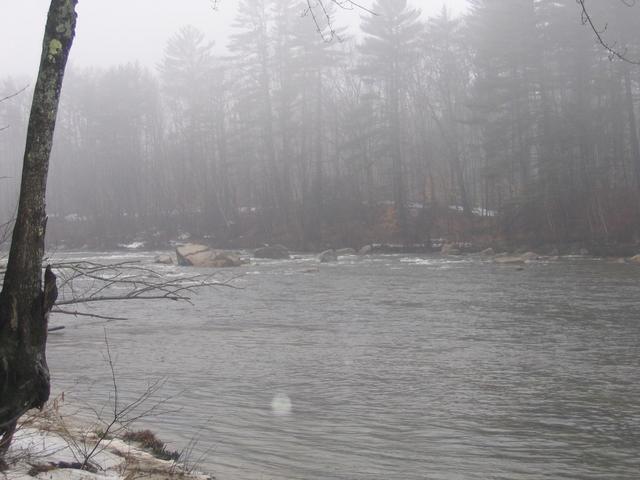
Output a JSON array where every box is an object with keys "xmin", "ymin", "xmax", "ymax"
[
  {"xmin": 494, "ymin": 255, "xmax": 526, "ymax": 265},
  {"xmin": 176, "ymin": 244, "xmax": 246, "ymax": 267},
  {"xmin": 441, "ymin": 243, "xmax": 461, "ymax": 256},
  {"xmin": 319, "ymin": 249, "xmax": 338, "ymax": 263},
  {"xmin": 154, "ymin": 254, "xmax": 174, "ymax": 265},
  {"xmin": 253, "ymin": 244, "xmax": 290, "ymax": 259}
]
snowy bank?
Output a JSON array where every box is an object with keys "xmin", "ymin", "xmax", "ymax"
[{"xmin": 2, "ymin": 412, "xmax": 212, "ymax": 480}]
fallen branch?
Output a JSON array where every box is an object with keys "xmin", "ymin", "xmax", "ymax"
[
  {"xmin": 50, "ymin": 309, "xmax": 127, "ymax": 322},
  {"xmin": 48, "ymin": 260, "xmax": 240, "ymax": 321}
]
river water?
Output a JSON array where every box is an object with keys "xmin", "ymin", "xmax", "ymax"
[{"xmin": 46, "ymin": 252, "xmax": 640, "ymax": 479}]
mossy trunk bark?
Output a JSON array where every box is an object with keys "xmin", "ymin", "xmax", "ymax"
[{"xmin": 0, "ymin": 0, "xmax": 77, "ymax": 449}]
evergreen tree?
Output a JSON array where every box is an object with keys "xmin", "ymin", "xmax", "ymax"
[{"xmin": 359, "ymin": 0, "xmax": 423, "ymax": 243}]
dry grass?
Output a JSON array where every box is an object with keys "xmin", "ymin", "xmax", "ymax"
[{"xmin": 122, "ymin": 430, "xmax": 180, "ymax": 461}]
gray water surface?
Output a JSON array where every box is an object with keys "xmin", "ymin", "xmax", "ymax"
[{"xmin": 47, "ymin": 253, "xmax": 640, "ymax": 479}]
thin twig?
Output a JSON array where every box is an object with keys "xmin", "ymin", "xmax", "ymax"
[
  {"xmin": 577, "ymin": 0, "xmax": 640, "ymax": 64},
  {"xmin": 50, "ymin": 309, "xmax": 127, "ymax": 321},
  {"xmin": 0, "ymin": 85, "xmax": 29, "ymax": 103}
]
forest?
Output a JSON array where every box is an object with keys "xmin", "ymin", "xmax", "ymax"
[{"xmin": 2, "ymin": 0, "xmax": 640, "ymax": 253}]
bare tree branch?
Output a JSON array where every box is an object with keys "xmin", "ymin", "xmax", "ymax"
[
  {"xmin": 41, "ymin": 330, "xmax": 179, "ymax": 471},
  {"xmin": 0, "ymin": 85, "xmax": 30, "ymax": 132},
  {"xmin": 50, "ymin": 309, "xmax": 128, "ymax": 321},
  {"xmin": 211, "ymin": 0, "xmax": 374, "ymax": 41},
  {"xmin": 0, "ymin": 85, "xmax": 29, "ymax": 104},
  {"xmin": 3, "ymin": 259, "xmax": 240, "ymax": 323},
  {"xmin": 577, "ymin": 0, "xmax": 640, "ymax": 64},
  {"xmin": 47, "ymin": 260, "xmax": 240, "ymax": 320},
  {"xmin": 303, "ymin": 0, "xmax": 376, "ymax": 40}
]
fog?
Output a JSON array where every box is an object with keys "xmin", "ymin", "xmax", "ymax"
[
  {"xmin": 2, "ymin": 2, "xmax": 640, "ymax": 479},
  {"xmin": 1, "ymin": 0, "xmax": 639, "ymax": 251},
  {"xmin": 1, "ymin": 0, "xmax": 468, "ymax": 76}
]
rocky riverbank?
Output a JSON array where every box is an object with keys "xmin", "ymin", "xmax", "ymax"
[
  {"xmin": 2, "ymin": 409, "xmax": 212, "ymax": 480},
  {"xmin": 437, "ymin": 241, "xmax": 640, "ymax": 264}
]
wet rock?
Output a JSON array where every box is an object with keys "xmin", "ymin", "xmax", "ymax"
[
  {"xmin": 335, "ymin": 248, "xmax": 356, "ymax": 256},
  {"xmin": 441, "ymin": 243, "xmax": 461, "ymax": 255},
  {"xmin": 494, "ymin": 255, "xmax": 525, "ymax": 265},
  {"xmin": 319, "ymin": 249, "xmax": 338, "ymax": 263},
  {"xmin": 479, "ymin": 247, "xmax": 495, "ymax": 256},
  {"xmin": 176, "ymin": 244, "xmax": 246, "ymax": 267},
  {"xmin": 176, "ymin": 244, "xmax": 209, "ymax": 266},
  {"xmin": 254, "ymin": 244, "xmax": 290, "ymax": 259},
  {"xmin": 521, "ymin": 251, "xmax": 539, "ymax": 262},
  {"xmin": 358, "ymin": 245, "xmax": 373, "ymax": 255},
  {"xmin": 629, "ymin": 254, "xmax": 640, "ymax": 264},
  {"xmin": 210, "ymin": 252, "xmax": 246, "ymax": 268},
  {"xmin": 154, "ymin": 254, "xmax": 173, "ymax": 265},
  {"xmin": 368, "ymin": 244, "xmax": 435, "ymax": 254}
]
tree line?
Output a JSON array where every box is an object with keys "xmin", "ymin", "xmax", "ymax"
[{"xmin": 2, "ymin": 0, "xmax": 640, "ymax": 251}]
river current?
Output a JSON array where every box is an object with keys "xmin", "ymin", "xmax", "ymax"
[{"xmin": 46, "ymin": 252, "xmax": 640, "ymax": 479}]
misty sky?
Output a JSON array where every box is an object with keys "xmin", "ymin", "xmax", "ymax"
[{"xmin": 1, "ymin": 0, "xmax": 468, "ymax": 79}]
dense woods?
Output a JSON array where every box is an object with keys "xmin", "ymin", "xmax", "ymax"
[{"xmin": 2, "ymin": 0, "xmax": 640, "ymax": 251}]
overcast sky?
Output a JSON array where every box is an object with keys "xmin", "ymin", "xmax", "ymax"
[{"xmin": 1, "ymin": 1, "xmax": 468, "ymax": 79}]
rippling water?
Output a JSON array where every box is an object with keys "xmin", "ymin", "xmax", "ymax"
[{"xmin": 46, "ymin": 252, "xmax": 640, "ymax": 479}]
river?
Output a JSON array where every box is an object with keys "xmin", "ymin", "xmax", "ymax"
[{"xmin": 46, "ymin": 252, "xmax": 640, "ymax": 479}]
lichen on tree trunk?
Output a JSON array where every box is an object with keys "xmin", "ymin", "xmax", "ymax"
[{"xmin": 0, "ymin": 0, "xmax": 77, "ymax": 449}]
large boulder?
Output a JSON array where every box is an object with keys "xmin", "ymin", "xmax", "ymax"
[
  {"xmin": 176, "ymin": 244, "xmax": 208, "ymax": 266},
  {"xmin": 154, "ymin": 254, "xmax": 173, "ymax": 265},
  {"xmin": 176, "ymin": 244, "xmax": 246, "ymax": 267},
  {"xmin": 254, "ymin": 244, "xmax": 290, "ymax": 259},
  {"xmin": 441, "ymin": 243, "xmax": 461, "ymax": 256},
  {"xmin": 358, "ymin": 244, "xmax": 373, "ymax": 255},
  {"xmin": 335, "ymin": 248, "xmax": 356, "ymax": 256},
  {"xmin": 319, "ymin": 249, "xmax": 338, "ymax": 263},
  {"xmin": 209, "ymin": 252, "xmax": 246, "ymax": 268},
  {"xmin": 629, "ymin": 254, "xmax": 640, "ymax": 264}
]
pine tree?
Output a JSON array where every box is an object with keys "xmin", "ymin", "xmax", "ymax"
[{"xmin": 359, "ymin": 0, "xmax": 423, "ymax": 243}]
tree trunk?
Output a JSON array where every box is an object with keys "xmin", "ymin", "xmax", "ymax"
[
  {"xmin": 0, "ymin": 0, "xmax": 76, "ymax": 447},
  {"xmin": 623, "ymin": 65, "xmax": 640, "ymax": 193}
]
